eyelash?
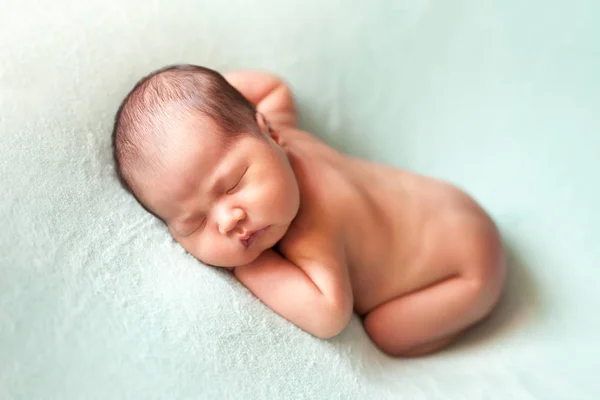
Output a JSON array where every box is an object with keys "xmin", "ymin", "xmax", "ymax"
[
  {"xmin": 185, "ymin": 217, "xmax": 206, "ymax": 237},
  {"xmin": 226, "ymin": 167, "xmax": 248, "ymax": 194}
]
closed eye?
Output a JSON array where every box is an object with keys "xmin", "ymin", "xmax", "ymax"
[
  {"xmin": 226, "ymin": 167, "xmax": 248, "ymax": 194},
  {"xmin": 180, "ymin": 217, "xmax": 206, "ymax": 237}
]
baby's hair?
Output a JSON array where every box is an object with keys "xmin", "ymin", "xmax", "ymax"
[{"xmin": 111, "ymin": 64, "xmax": 259, "ymax": 211}]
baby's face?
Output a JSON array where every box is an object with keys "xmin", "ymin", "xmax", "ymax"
[{"xmin": 142, "ymin": 117, "xmax": 300, "ymax": 267}]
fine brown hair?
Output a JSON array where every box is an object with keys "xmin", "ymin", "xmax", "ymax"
[{"xmin": 111, "ymin": 64, "xmax": 259, "ymax": 212}]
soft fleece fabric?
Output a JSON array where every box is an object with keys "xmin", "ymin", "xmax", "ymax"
[{"xmin": 1, "ymin": 0, "xmax": 599, "ymax": 398}]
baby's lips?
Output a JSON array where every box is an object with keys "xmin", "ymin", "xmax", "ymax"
[{"xmin": 239, "ymin": 230, "xmax": 252, "ymax": 241}]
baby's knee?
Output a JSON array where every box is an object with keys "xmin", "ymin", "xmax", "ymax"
[{"xmin": 463, "ymin": 228, "xmax": 507, "ymax": 321}]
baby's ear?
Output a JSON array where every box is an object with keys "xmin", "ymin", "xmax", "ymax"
[
  {"xmin": 256, "ymin": 112, "xmax": 286, "ymax": 148},
  {"xmin": 270, "ymin": 131, "xmax": 286, "ymax": 149},
  {"xmin": 255, "ymin": 112, "xmax": 270, "ymax": 135}
]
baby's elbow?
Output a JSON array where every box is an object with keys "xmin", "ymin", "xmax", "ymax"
[
  {"xmin": 312, "ymin": 301, "xmax": 353, "ymax": 339},
  {"xmin": 313, "ymin": 318, "xmax": 349, "ymax": 340},
  {"xmin": 467, "ymin": 220, "xmax": 508, "ymax": 319}
]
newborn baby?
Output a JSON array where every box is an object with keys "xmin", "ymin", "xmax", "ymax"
[{"xmin": 112, "ymin": 64, "xmax": 507, "ymax": 357}]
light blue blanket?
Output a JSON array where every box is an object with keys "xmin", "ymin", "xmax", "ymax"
[{"xmin": 2, "ymin": 0, "xmax": 599, "ymax": 398}]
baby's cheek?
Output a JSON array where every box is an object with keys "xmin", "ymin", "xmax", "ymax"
[
  {"xmin": 185, "ymin": 237, "xmax": 209, "ymax": 261},
  {"xmin": 171, "ymin": 234, "xmax": 203, "ymax": 260},
  {"xmin": 189, "ymin": 236, "xmax": 240, "ymax": 267},
  {"xmin": 173, "ymin": 231, "xmax": 250, "ymax": 268}
]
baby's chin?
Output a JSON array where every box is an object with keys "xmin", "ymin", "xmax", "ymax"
[
  {"xmin": 197, "ymin": 224, "xmax": 289, "ymax": 268},
  {"xmin": 220, "ymin": 238, "xmax": 282, "ymax": 267}
]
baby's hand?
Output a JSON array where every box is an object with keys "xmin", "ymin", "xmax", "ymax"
[
  {"xmin": 224, "ymin": 250, "xmax": 271, "ymax": 274},
  {"xmin": 233, "ymin": 248, "xmax": 352, "ymax": 339}
]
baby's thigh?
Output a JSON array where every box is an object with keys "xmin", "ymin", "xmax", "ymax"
[{"xmin": 363, "ymin": 271, "xmax": 500, "ymax": 357}]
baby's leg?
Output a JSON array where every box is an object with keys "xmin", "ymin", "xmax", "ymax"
[{"xmin": 363, "ymin": 256, "xmax": 506, "ymax": 357}]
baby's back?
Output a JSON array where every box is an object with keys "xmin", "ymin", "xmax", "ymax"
[{"xmin": 282, "ymin": 127, "xmax": 500, "ymax": 316}]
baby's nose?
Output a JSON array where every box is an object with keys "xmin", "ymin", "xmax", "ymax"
[{"xmin": 218, "ymin": 207, "xmax": 246, "ymax": 235}]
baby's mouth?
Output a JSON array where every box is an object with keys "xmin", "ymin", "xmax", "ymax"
[{"xmin": 241, "ymin": 226, "xmax": 269, "ymax": 248}]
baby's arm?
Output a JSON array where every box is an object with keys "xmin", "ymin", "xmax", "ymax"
[
  {"xmin": 224, "ymin": 70, "xmax": 297, "ymax": 129},
  {"xmin": 234, "ymin": 244, "xmax": 353, "ymax": 339}
]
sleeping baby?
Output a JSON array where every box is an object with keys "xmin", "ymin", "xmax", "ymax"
[{"xmin": 111, "ymin": 64, "xmax": 506, "ymax": 357}]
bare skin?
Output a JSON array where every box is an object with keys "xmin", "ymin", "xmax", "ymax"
[
  {"xmin": 276, "ymin": 126, "xmax": 506, "ymax": 356},
  {"xmin": 140, "ymin": 71, "xmax": 507, "ymax": 357}
]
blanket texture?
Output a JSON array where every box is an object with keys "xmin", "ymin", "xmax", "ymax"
[{"xmin": 1, "ymin": 0, "xmax": 599, "ymax": 398}]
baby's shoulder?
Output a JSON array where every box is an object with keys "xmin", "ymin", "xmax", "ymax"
[
  {"xmin": 277, "ymin": 204, "xmax": 345, "ymax": 269},
  {"xmin": 294, "ymin": 157, "xmax": 354, "ymax": 222},
  {"xmin": 279, "ymin": 191, "xmax": 339, "ymax": 253},
  {"xmin": 279, "ymin": 166, "xmax": 352, "ymax": 258}
]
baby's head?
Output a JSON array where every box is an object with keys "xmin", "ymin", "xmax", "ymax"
[{"xmin": 112, "ymin": 64, "xmax": 300, "ymax": 267}]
